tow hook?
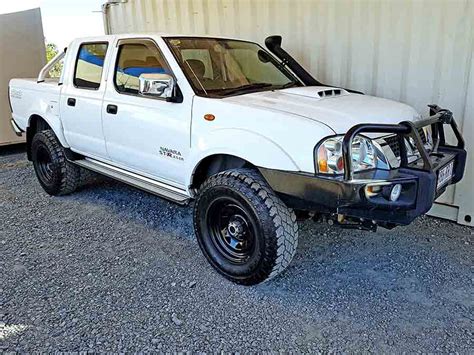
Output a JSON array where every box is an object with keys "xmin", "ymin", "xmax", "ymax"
[{"xmin": 322, "ymin": 214, "xmax": 378, "ymax": 232}]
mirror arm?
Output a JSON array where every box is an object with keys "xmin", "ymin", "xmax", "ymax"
[{"xmin": 167, "ymin": 84, "xmax": 183, "ymax": 103}]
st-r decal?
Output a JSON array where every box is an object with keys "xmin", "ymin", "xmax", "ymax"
[{"xmin": 159, "ymin": 147, "xmax": 184, "ymax": 161}]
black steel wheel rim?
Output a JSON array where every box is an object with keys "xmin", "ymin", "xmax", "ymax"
[
  {"xmin": 36, "ymin": 146, "xmax": 55, "ymax": 183},
  {"xmin": 206, "ymin": 196, "xmax": 257, "ymax": 264}
]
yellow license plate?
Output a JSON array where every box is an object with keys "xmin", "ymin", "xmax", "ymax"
[{"xmin": 437, "ymin": 161, "xmax": 454, "ymax": 190}]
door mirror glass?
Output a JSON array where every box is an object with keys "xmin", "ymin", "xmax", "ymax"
[{"xmin": 139, "ymin": 73, "xmax": 175, "ymax": 99}]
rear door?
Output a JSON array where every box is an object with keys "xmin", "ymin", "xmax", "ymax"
[
  {"xmin": 102, "ymin": 38, "xmax": 192, "ymax": 186},
  {"xmin": 60, "ymin": 41, "xmax": 110, "ymax": 159}
]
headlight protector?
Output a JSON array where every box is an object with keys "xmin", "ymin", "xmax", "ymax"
[{"xmin": 316, "ymin": 135, "xmax": 377, "ymax": 174}]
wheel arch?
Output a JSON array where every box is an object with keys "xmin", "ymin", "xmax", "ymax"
[
  {"xmin": 26, "ymin": 114, "xmax": 69, "ymax": 160},
  {"xmin": 187, "ymin": 129, "xmax": 300, "ymax": 192},
  {"xmin": 190, "ymin": 153, "xmax": 255, "ymax": 191},
  {"xmin": 26, "ymin": 115, "xmax": 51, "ymax": 160}
]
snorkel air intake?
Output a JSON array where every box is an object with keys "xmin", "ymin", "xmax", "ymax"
[
  {"xmin": 265, "ymin": 35, "xmax": 322, "ymax": 86},
  {"xmin": 265, "ymin": 35, "xmax": 363, "ymax": 94}
]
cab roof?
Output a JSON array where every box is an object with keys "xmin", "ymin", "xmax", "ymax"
[{"xmin": 71, "ymin": 33, "xmax": 254, "ymax": 45}]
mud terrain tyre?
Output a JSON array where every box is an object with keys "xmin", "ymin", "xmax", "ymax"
[
  {"xmin": 194, "ymin": 168, "xmax": 298, "ymax": 285},
  {"xmin": 31, "ymin": 130, "xmax": 80, "ymax": 196}
]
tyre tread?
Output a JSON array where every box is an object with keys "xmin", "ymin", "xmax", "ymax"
[
  {"xmin": 194, "ymin": 168, "xmax": 298, "ymax": 284},
  {"xmin": 32, "ymin": 130, "xmax": 80, "ymax": 196}
]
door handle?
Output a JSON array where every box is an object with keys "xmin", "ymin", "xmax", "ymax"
[
  {"xmin": 106, "ymin": 104, "xmax": 118, "ymax": 115},
  {"xmin": 67, "ymin": 98, "xmax": 76, "ymax": 107}
]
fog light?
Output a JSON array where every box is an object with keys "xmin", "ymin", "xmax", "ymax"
[{"xmin": 390, "ymin": 184, "xmax": 402, "ymax": 202}]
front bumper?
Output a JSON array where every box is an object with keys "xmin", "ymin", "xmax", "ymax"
[{"xmin": 259, "ymin": 105, "xmax": 467, "ymax": 226}]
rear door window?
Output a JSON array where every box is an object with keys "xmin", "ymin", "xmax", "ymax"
[{"xmin": 73, "ymin": 42, "xmax": 108, "ymax": 90}]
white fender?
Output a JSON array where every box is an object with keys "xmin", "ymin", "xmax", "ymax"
[
  {"xmin": 27, "ymin": 109, "xmax": 70, "ymax": 148},
  {"xmin": 185, "ymin": 128, "xmax": 300, "ymax": 187}
]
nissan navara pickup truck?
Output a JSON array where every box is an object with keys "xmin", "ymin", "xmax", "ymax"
[{"xmin": 9, "ymin": 34, "xmax": 467, "ymax": 285}]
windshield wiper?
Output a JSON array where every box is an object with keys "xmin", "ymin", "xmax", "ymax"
[
  {"xmin": 216, "ymin": 83, "xmax": 273, "ymax": 96},
  {"xmin": 278, "ymin": 81, "xmax": 299, "ymax": 89}
]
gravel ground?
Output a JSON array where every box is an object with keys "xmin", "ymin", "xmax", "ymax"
[{"xmin": 1, "ymin": 145, "xmax": 473, "ymax": 352}]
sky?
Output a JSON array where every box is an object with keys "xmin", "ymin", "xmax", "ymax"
[{"xmin": 0, "ymin": 0, "xmax": 104, "ymax": 48}]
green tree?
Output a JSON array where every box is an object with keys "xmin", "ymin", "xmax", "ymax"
[{"xmin": 46, "ymin": 43, "xmax": 63, "ymax": 78}]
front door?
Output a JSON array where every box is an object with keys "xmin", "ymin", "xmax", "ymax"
[{"xmin": 102, "ymin": 38, "xmax": 192, "ymax": 186}]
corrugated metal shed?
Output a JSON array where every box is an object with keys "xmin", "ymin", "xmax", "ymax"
[{"xmin": 103, "ymin": 0, "xmax": 473, "ymax": 226}]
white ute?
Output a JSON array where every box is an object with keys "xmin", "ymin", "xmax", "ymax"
[{"xmin": 9, "ymin": 34, "xmax": 467, "ymax": 285}]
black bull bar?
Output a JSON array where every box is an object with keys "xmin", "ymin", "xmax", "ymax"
[{"xmin": 341, "ymin": 104, "xmax": 465, "ymax": 180}]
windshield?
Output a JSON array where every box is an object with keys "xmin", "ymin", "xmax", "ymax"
[{"xmin": 165, "ymin": 37, "xmax": 300, "ymax": 97}]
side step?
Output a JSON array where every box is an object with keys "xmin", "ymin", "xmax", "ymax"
[{"xmin": 73, "ymin": 158, "xmax": 190, "ymax": 205}]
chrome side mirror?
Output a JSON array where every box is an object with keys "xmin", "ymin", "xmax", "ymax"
[{"xmin": 139, "ymin": 73, "xmax": 175, "ymax": 99}]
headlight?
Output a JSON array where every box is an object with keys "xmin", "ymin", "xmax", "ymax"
[{"xmin": 316, "ymin": 135, "xmax": 377, "ymax": 174}]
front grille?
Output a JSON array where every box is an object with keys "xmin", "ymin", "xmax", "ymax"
[
  {"xmin": 380, "ymin": 127, "xmax": 427, "ymax": 160},
  {"xmin": 384, "ymin": 135, "xmax": 401, "ymax": 157},
  {"xmin": 417, "ymin": 128, "xmax": 427, "ymax": 144}
]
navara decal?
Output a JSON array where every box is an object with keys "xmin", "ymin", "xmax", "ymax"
[{"xmin": 159, "ymin": 147, "xmax": 184, "ymax": 161}]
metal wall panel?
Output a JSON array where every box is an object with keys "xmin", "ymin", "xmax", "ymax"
[
  {"xmin": 104, "ymin": 0, "xmax": 474, "ymax": 226},
  {"xmin": 0, "ymin": 8, "xmax": 46, "ymax": 146}
]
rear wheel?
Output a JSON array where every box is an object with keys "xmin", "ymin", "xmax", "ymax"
[
  {"xmin": 194, "ymin": 168, "xmax": 298, "ymax": 285},
  {"xmin": 31, "ymin": 130, "xmax": 80, "ymax": 196}
]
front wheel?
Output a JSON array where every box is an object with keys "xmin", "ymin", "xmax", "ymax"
[{"xmin": 193, "ymin": 169, "xmax": 298, "ymax": 285}]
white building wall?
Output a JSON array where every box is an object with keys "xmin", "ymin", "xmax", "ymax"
[{"xmin": 104, "ymin": 0, "xmax": 474, "ymax": 226}]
